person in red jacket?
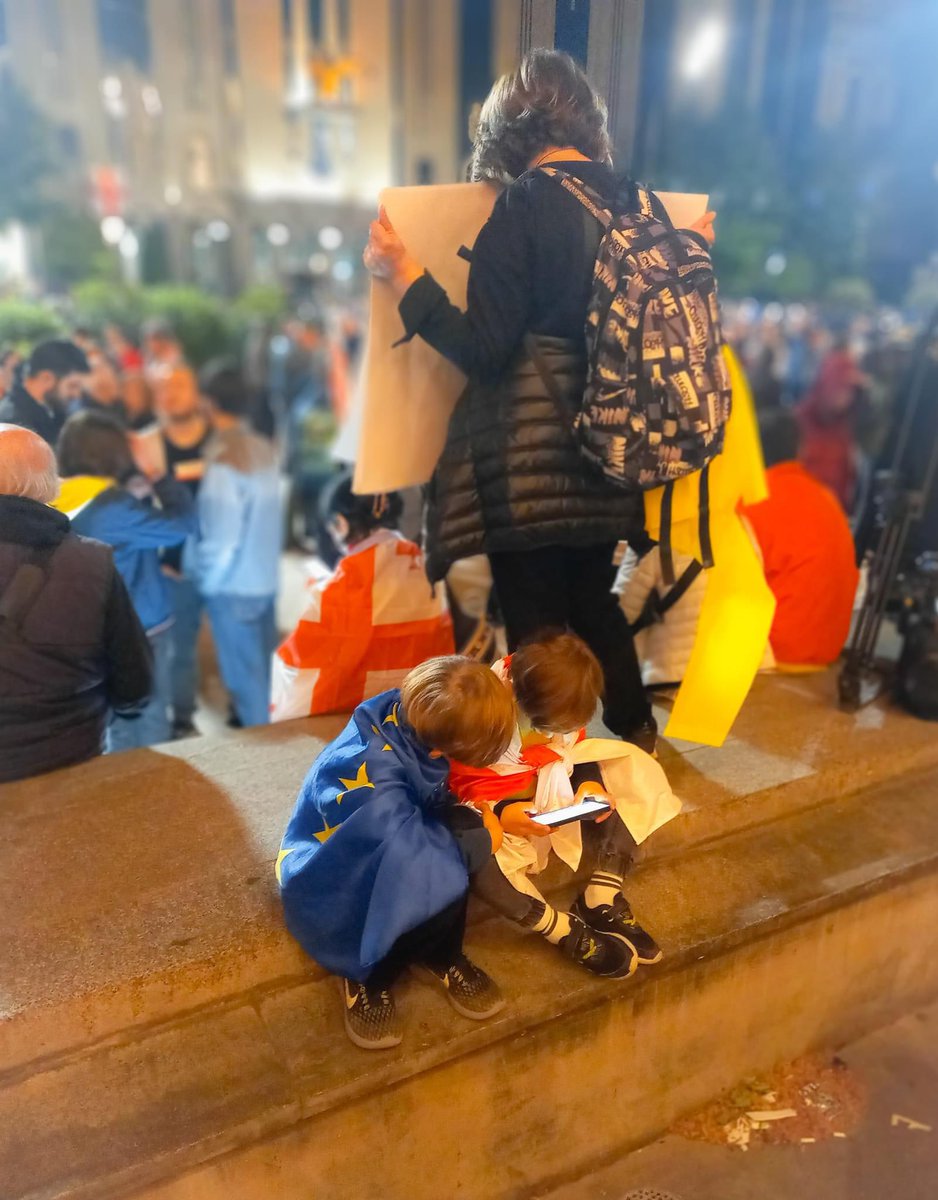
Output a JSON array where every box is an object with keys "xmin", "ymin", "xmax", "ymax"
[{"xmin": 743, "ymin": 411, "xmax": 859, "ymax": 668}]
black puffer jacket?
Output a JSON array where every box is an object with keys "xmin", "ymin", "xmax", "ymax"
[
  {"xmin": 397, "ymin": 160, "xmax": 644, "ymax": 583},
  {"xmin": 424, "ymin": 336, "xmax": 643, "ymax": 582}
]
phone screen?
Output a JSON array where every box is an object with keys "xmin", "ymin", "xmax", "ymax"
[{"xmin": 531, "ymin": 798, "xmax": 611, "ymax": 827}]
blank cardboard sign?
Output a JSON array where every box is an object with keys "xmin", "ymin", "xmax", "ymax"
[{"xmin": 352, "ymin": 183, "xmax": 708, "ymax": 495}]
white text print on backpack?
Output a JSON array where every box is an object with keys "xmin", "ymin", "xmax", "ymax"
[{"xmin": 542, "ymin": 168, "xmax": 732, "ymax": 494}]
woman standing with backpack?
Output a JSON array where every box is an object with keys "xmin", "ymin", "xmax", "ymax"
[{"xmin": 363, "ymin": 50, "xmax": 715, "ymax": 750}]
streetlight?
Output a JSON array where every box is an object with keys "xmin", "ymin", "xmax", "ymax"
[
  {"xmin": 319, "ymin": 225, "xmax": 343, "ymax": 251},
  {"xmin": 680, "ymin": 17, "xmax": 726, "ymax": 83},
  {"xmin": 100, "ymin": 216, "xmax": 127, "ymax": 246},
  {"xmin": 267, "ymin": 223, "xmax": 291, "ymax": 248},
  {"xmin": 119, "ymin": 230, "xmax": 139, "ymax": 259},
  {"xmin": 765, "ymin": 252, "xmax": 788, "ymax": 277}
]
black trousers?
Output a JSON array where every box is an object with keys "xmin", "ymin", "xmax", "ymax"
[
  {"xmin": 488, "ymin": 543, "xmax": 652, "ymax": 736},
  {"xmin": 468, "ymin": 766, "xmax": 639, "ymax": 927},
  {"xmin": 365, "ymin": 805, "xmax": 501, "ymax": 988},
  {"xmin": 368, "ymin": 896, "xmax": 469, "ymax": 989}
]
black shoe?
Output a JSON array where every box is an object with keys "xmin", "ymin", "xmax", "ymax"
[
  {"xmin": 341, "ymin": 978, "xmax": 403, "ymax": 1050},
  {"xmin": 558, "ymin": 914, "xmax": 637, "ymax": 978},
  {"xmin": 413, "ymin": 953, "xmax": 506, "ymax": 1020},
  {"xmin": 572, "ymin": 894, "xmax": 663, "ymax": 965},
  {"xmin": 172, "ymin": 719, "xmax": 199, "ymax": 740},
  {"xmin": 625, "ymin": 717, "xmax": 658, "ymax": 756}
]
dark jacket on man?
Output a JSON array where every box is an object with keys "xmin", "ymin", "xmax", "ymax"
[
  {"xmin": 0, "ymin": 383, "xmax": 63, "ymax": 447},
  {"xmin": 0, "ymin": 495, "xmax": 153, "ymax": 784}
]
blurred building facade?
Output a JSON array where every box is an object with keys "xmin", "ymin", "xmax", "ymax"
[
  {"xmin": 0, "ymin": 0, "xmax": 647, "ymax": 295},
  {"xmin": 634, "ymin": 0, "xmax": 911, "ymax": 156}
]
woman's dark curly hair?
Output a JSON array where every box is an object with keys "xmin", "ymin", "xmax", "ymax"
[{"xmin": 469, "ymin": 49, "xmax": 612, "ymax": 183}]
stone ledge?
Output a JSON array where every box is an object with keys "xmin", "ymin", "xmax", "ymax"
[
  {"xmin": 4, "ymin": 764, "xmax": 938, "ymax": 1200},
  {"xmin": 3, "ymin": 673, "xmax": 937, "ymax": 1082}
]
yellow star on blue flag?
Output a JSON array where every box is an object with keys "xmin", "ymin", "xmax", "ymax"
[
  {"xmin": 275, "ymin": 846, "xmax": 295, "ymax": 885},
  {"xmin": 314, "ymin": 817, "xmax": 340, "ymax": 844},
  {"xmin": 336, "ymin": 760, "xmax": 375, "ymax": 804}
]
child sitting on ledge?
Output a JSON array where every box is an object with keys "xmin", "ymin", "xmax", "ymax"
[
  {"xmin": 277, "ymin": 656, "xmax": 513, "ymax": 1051},
  {"xmin": 450, "ymin": 631, "xmax": 680, "ymax": 975}
]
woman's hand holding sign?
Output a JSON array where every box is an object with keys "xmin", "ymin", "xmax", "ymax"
[
  {"xmin": 689, "ymin": 210, "xmax": 717, "ymax": 245},
  {"xmin": 363, "ymin": 207, "xmax": 425, "ymax": 298}
]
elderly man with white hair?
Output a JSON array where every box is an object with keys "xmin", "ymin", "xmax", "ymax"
[{"xmin": 0, "ymin": 423, "xmax": 152, "ymax": 783}]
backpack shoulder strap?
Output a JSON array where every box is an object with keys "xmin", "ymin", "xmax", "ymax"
[
  {"xmin": 539, "ymin": 167, "xmax": 614, "ymax": 231},
  {"xmin": 658, "ymin": 559, "xmax": 704, "ymax": 616},
  {"xmin": 629, "ymin": 559, "xmax": 704, "ymax": 634},
  {"xmin": 633, "ymin": 181, "xmax": 673, "ymax": 227},
  {"xmin": 0, "ymin": 544, "xmax": 58, "ymax": 644}
]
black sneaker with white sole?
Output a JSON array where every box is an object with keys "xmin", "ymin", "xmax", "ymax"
[
  {"xmin": 558, "ymin": 913, "xmax": 638, "ymax": 978},
  {"xmin": 341, "ymin": 978, "xmax": 403, "ymax": 1050},
  {"xmin": 413, "ymin": 953, "xmax": 506, "ymax": 1020},
  {"xmin": 571, "ymin": 894, "xmax": 663, "ymax": 964}
]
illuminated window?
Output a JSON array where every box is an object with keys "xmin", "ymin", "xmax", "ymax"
[
  {"xmin": 96, "ymin": 0, "xmax": 151, "ymax": 71},
  {"xmin": 308, "ymin": 0, "xmax": 322, "ymax": 44},
  {"xmin": 187, "ymin": 135, "xmax": 215, "ymax": 190},
  {"xmin": 39, "ymin": 0, "xmax": 64, "ymax": 54},
  {"xmin": 183, "ymin": 6, "xmax": 205, "ymax": 108},
  {"xmin": 281, "ymin": 0, "xmax": 292, "ymax": 88},
  {"xmin": 59, "ymin": 125, "xmax": 82, "ymax": 163},
  {"xmin": 311, "ymin": 115, "xmax": 332, "ymax": 176},
  {"xmin": 219, "ymin": 0, "xmax": 239, "ymax": 77}
]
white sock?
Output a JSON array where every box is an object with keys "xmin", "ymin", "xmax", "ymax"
[
  {"xmin": 583, "ymin": 871, "xmax": 623, "ymax": 910},
  {"xmin": 531, "ymin": 904, "xmax": 572, "ymax": 944}
]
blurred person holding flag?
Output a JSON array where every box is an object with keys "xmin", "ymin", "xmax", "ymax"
[
  {"xmin": 54, "ymin": 409, "xmax": 196, "ymax": 750},
  {"xmin": 271, "ymin": 471, "xmax": 454, "ymax": 722}
]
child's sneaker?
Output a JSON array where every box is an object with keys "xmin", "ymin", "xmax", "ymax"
[
  {"xmin": 341, "ymin": 978, "xmax": 403, "ymax": 1050},
  {"xmin": 572, "ymin": 894, "xmax": 663, "ymax": 964},
  {"xmin": 413, "ymin": 954, "xmax": 506, "ymax": 1020},
  {"xmin": 558, "ymin": 913, "xmax": 638, "ymax": 977}
]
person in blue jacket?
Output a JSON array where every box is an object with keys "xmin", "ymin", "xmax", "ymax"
[
  {"xmin": 278, "ymin": 656, "xmax": 516, "ymax": 1051},
  {"xmin": 56, "ymin": 409, "xmax": 196, "ymax": 751}
]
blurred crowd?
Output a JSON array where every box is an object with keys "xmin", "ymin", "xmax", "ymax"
[
  {"xmin": 0, "ymin": 308, "xmax": 366, "ymax": 778},
  {"xmin": 0, "ymin": 291, "xmax": 928, "ymax": 785},
  {"xmin": 722, "ymin": 299, "xmax": 920, "ymax": 519}
]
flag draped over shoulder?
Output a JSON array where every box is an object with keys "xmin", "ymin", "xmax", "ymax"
[
  {"xmin": 643, "ymin": 347, "xmax": 775, "ymax": 747},
  {"xmin": 277, "ymin": 689, "xmax": 468, "ymax": 981},
  {"xmin": 270, "ymin": 529, "xmax": 454, "ymax": 721},
  {"xmin": 50, "ymin": 476, "xmax": 115, "ymax": 519}
]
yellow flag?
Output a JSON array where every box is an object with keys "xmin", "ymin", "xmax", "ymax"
[
  {"xmin": 51, "ymin": 475, "xmax": 116, "ymax": 519},
  {"xmin": 643, "ymin": 348, "xmax": 776, "ymax": 747}
]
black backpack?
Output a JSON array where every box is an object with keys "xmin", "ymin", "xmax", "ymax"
[{"xmin": 541, "ymin": 167, "xmax": 732, "ymax": 492}]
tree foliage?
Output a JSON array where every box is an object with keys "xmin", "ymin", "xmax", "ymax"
[
  {"xmin": 0, "ymin": 300, "xmax": 64, "ymax": 350},
  {"xmin": 0, "ymin": 75, "xmax": 57, "ymax": 226}
]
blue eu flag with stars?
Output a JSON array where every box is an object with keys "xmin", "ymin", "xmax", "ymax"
[{"xmin": 277, "ymin": 690, "xmax": 469, "ymax": 981}]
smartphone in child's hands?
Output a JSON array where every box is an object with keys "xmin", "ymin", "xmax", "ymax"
[{"xmin": 530, "ymin": 798, "xmax": 611, "ymax": 828}]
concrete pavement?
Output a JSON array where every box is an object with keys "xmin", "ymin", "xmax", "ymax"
[{"xmin": 540, "ymin": 1001, "xmax": 938, "ymax": 1200}]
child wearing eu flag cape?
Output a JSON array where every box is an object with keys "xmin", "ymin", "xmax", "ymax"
[{"xmin": 277, "ymin": 656, "xmax": 517, "ymax": 1050}]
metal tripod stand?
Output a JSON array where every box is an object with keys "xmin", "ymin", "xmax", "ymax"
[{"xmin": 838, "ymin": 307, "xmax": 938, "ymax": 712}]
